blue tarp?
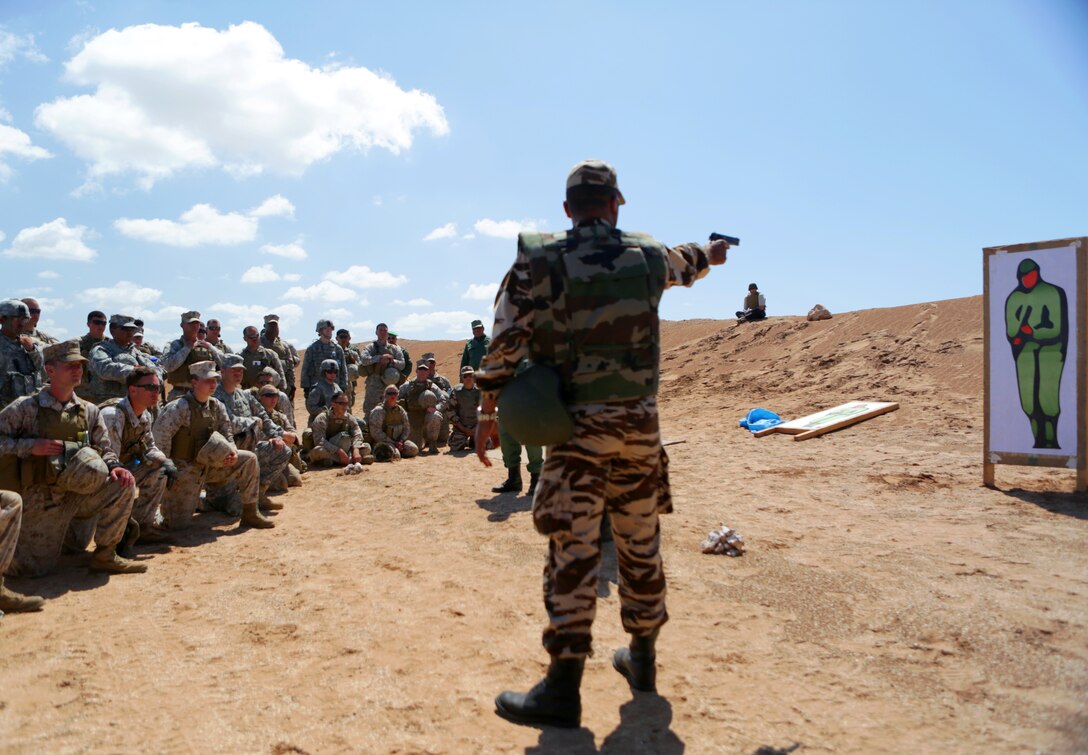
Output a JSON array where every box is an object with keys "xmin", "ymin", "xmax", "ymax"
[{"xmin": 739, "ymin": 408, "xmax": 783, "ymax": 433}]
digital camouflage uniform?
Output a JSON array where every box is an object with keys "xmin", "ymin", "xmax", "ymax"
[
  {"xmin": 342, "ymin": 343, "xmax": 363, "ymax": 409},
  {"xmin": 239, "ymin": 345, "xmax": 285, "ymax": 390},
  {"xmin": 260, "ymin": 332, "xmax": 296, "ymax": 397},
  {"xmin": 476, "ymin": 219, "xmax": 712, "ymax": 658},
  {"xmin": 265, "ymin": 406, "xmax": 303, "ymax": 490},
  {"xmin": 308, "ymin": 408, "xmax": 371, "ymax": 466},
  {"xmin": 428, "ymin": 366, "xmax": 453, "ymax": 446},
  {"xmin": 152, "ymin": 394, "xmax": 260, "ymax": 528},
  {"xmin": 300, "ymin": 339, "xmax": 348, "ymax": 395},
  {"xmin": 75, "ymin": 334, "xmax": 106, "ymax": 400},
  {"xmin": 398, "ymin": 379, "xmax": 446, "ymax": 449},
  {"xmin": 359, "ymin": 340, "xmax": 405, "ymax": 414},
  {"xmin": 0, "ymin": 388, "xmax": 135, "ymax": 576},
  {"xmin": 368, "ymin": 403, "xmax": 419, "ymax": 460},
  {"xmin": 446, "ymin": 382, "xmax": 481, "ymax": 451},
  {"xmin": 213, "ymin": 384, "xmax": 291, "ymax": 495},
  {"xmin": 87, "ymin": 340, "xmax": 161, "ymax": 404},
  {"xmin": 160, "ymin": 338, "xmax": 226, "ymax": 401},
  {"xmin": 0, "ymin": 332, "xmax": 43, "ymax": 410},
  {"xmin": 305, "ymin": 379, "xmax": 343, "ymax": 426}
]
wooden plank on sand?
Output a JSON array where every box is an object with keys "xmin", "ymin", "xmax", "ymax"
[{"xmin": 759, "ymin": 401, "xmax": 899, "ymax": 441}]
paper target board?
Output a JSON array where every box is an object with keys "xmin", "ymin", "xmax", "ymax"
[
  {"xmin": 983, "ymin": 237, "xmax": 1087, "ymax": 492},
  {"xmin": 755, "ymin": 401, "xmax": 899, "ymax": 441}
]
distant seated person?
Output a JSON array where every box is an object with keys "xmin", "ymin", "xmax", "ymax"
[{"xmin": 736, "ymin": 282, "xmax": 767, "ymax": 322}]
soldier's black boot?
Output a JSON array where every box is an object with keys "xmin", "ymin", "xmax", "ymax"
[
  {"xmin": 527, "ymin": 472, "xmax": 540, "ymax": 496},
  {"xmin": 492, "ymin": 465, "xmax": 522, "ymax": 494},
  {"xmin": 495, "ymin": 657, "xmax": 584, "ymax": 728},
  {"xmin": 612, "ymin": 629, "xmax": 658, "ymax": 692}
]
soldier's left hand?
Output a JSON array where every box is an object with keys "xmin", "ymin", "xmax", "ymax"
[
  {"xmin": 111, "ymin": 467, "xmax": 136, "ymax": 488},
  {"xmin": 19, "ymin": 334, "xmax": 35, "ymax": 352},
  {"xmin": 706, "ymin": 238, "xmax": 729, "ymax": 265},
  {"xmin": 282, "ymin": 431, "xmax": 297, "ymax": 446},
  {"xmin": 224, "ymin": 450, "xmax": 238, "ymax": 468},
  {"xmin": 475, "ymin": 420, "xmax": 495, "ymax": 467},
  {"xmin": 271, "ymin": 437, "xmax": 287, "ymax": 452}
]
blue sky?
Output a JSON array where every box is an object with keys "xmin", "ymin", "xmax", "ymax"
[{"xmin": 0, "ymin": 1, "xmax": 1085, "ymax": 345}]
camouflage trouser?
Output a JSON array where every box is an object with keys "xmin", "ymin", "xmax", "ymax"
[
  {"xmin": 310, "ymin": 432, "xmax": 372, "ymax": 465},
  {"xmin": 372, "ymin": 440, "xmax": 419, "ymax": 460},
  {"xmin": 11, "ymin": 481, "xmax": 136, "ymax": 578},
  {"xmin": 67, "ymin": 462, "xmax": 166, "ymax": 548},
  {"xmin": 534, "ymin": 396, "xmax": 669, "ymax": 658},
  {"xmin": 407, "ymin": 410, "xmax": 442, "ymax": 448},
  {"xmin": 253, "ymin": 440, "xmax": 292, "ymax": 485},
  {"xmin": 0, "ymin": 491, "xmax": 21, "ymax": 576},
  {"xmin": 160, "ymin": 450, "xmax": 259, "ymax": 529},
  {"xmin": 448, "ymin": 422, "xmax": 478, "ymax": 451},
  {"xmin": 362, "ymin": 376, "xmax": 386, "ymax": 416}
]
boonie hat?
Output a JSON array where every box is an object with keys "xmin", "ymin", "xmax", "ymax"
[
  {"xmin": 43, "ymin": 340, "xmax": 88, "ymax": 364},
  {"xmin": 180, "ymin": 311, "xmax": 202, "ymax": 324},
  {"xmin": 109, "ymin": 314, "xmax": 139, "ymax": 328},
  {"xmin": 189, "ymin": 360, "xmax": 221, "ymax": 379},
  {"xmin": 566, "ymin": 159, "xmax": 625, "ymax": 205}
]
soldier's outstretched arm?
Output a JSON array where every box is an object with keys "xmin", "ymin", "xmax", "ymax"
[{"xmin": 663, "ymin": 238, "xmax": 728, "ymax": 290}]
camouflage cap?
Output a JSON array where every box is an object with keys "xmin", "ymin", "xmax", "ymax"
[
  {"xmin": 460, "ymin": 365, "xmax": 475, "ymax": 376},
  {"xmin": 566, "ymin": 159, "xmax": 625, "ymax": 205},
  {"xmin": 189, "ymin": 360, "xmax": 220, "ymax": 379},
  {"xmin": 471, "ymin": 319, "xmax": 483, "ymax": 329},
  {"xmin": 221, "ymin": 353, "xmax": 244, "ymax": 369},
  {"xmin": 258, "ymin": 385, "xmax": 280, "ymax": 397},
  {"xmin": 109, "ymin": 314, "xmax": 139, "ymax": 328},
  {"xmin": 181, "ymin": 310, "xmax": 202, "ymax": 324},
  {"xmin": 259, "ymin": 366, "xmax": 279, "ymax": 378},
  {"xmin": 415, "ymin": 361, "xmax": 429, "ymax": 370},
  {"xmin": 320, "ymin": 358, "xmax": 339, "ymax": 372},
  {"xmin": 315, "ymin": 319, "xmax": 334, "ymax": 332},
  {"xmin": 422, "ymin": 352, "xmax": 436, "ymax": 362},
  {"xmin": 43, "ymin": 339, "xmax": 88, "ymax": 364},
  {"xmin": 0, "ymin": 299, "xmax": 30, "ymax": 318},
  {"xmin": 263, "ymin": 313, "xmax": 280, "ymax": 324}
]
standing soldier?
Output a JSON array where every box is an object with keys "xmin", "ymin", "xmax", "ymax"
[
  {"xmin": 387, "ymin": 331, "xmax": 411, "ymax": 385},
  {"xmin": 87, "ymin": 314, "xmax": 161, "ymax": 405},
  {"xmin": 0, "ymin": 300, "xmax": 44, "ymax": 410},
  {"xmin": 337, "ymin": 328, "xmax": 363, "ymax": 409},
  {"xmin": 132, "ymin": 320, "xmax": 162, "ymax": 357},
  {"xmin": 368, "ymin": 384, "xmax": 419, "ymax": 460},
  {"xmin": 160, "ymin": 311, "xmax": 225, "ymax": 401},
  {"xmin": 239, "ymin": 326, "xmax": 286, "ymax": 390},
  {"xmin": 205, "ymin": 318, "xmax": 233, "ymax": 354},
  {"xmin": 300, "ymin": 319, "xmax": 348, "ymax": 399},
  {"xmin": 359, "ymin": 323, "xmax": 405, "ymax": 414},
  {"xmin": 0, "ymin": 340, "xmax": 145, "ymax": 577},
  {"xmin": 152, "ymin": 361, "xmax": 273, "ymax": 530},
  {"xmin": 19, "ymin": 298, "xmax": 59, "ymax": 345},
  {"xmin": 1, "ymin": 492, "xmax": 46, "ymax": 615},
  {"xmin": 475, "ymin": 160, "xmax": 729, "ymax": 728},
  {"xmin": 76, "ymin": 310, "xmax": 108, "ymax": 400},
  {"xmin": 461, "ymin": 319, "xmax": 490, "ymax": 370}
]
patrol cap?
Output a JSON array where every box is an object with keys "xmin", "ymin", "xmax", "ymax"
[
  {"xmin": 0, "ymin": 299, "xmax": 30, "ymax": 318},
  {"xmin": 43, "ymin": 339, "xmax": 88, "ymax": 364},
  {"xmin": 415, "ymin": 361, "xmax": 429, "ymax": 370},
  {"xmin": 258, "ymin": 385, "xmax": 280, "ymax": 397},
  {"xmin": 422, "ymin": 352, "xmax": 436, "ymax": 362},
  {"xmin": 460, "ymin": 365, "xmax": 475, "ymax": 376},
  {"xmin": 109, "ymin": 314, "xmax": 139, "ymax": 328},
  {"xmin": 181, "ymin": 310, "xmax": 202, "ymax": 324},
  {"xmin": 471, "ymin": 319, "xmax": 484, "ymax": 329},
  {"xmin": 189, "ymin": 360, "xmax": 220, "ymax": 379},
  {"xmin": 387, "ymin": 330, "xmax": 398, "ymax": 338},
  {"xmin": 259, "ymin": 366, "xmax": 279, "ymax": 379},
  {"xmin": 320, "ymin": 358, "xmax": 339, "ymax": 372},
  {"xmin": 263, "ymin": 313, "xmax": 280, "ymax": 324},
  {"xmin": 315, "ymin": 319, "xmax": 334, "ymax": 331},
  {"xmin": 566, "ymin": 159, "xmax": 625, "ymax": 205},
  {"xmin": 221, "ymin": 353, "xmax": 244, "ymax": 369}
]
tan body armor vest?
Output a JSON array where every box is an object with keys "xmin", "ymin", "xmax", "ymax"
[
  {"xmin": 744, "ymin": 290, "xmax": 761, "ymax": 310},
  {"xmin": 171, "ymin": 395, "xmax": 216, "ymax": 462},
  {"xmin": 167, "ymin": 342, "xmax": 216, "ymax": 386},
  {"xmin": 117, "ymin": 410, "xmax": 153, "ymax": 467},
  {"xmin": 325, "ymin": 413, "xmax": 351, "ymax": 438},
  {"xmin": 23, "ymin": 402, "xmax": 88, "ymax": 489}
]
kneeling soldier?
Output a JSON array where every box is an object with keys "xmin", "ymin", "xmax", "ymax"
[
  {"xmin": 152, "ymin": 361, "xmax": 273, "ymax": 530},
  {"xmin": 0, "ymin": 491, "xmax": 46, "ymax": 616},
  {"xmin": 369, "ymin": 384, "xmax": 419, "ymax": 460},
  {"xmin": 309, "ymin": 393, "xmax": 374, "ymax": 467},
  {"xmin": 447, "ymin": 366, "xmax": 486, "ymax": 452},
  {"xmin": 0, "ymin": 340, "xmax": 143, "ymax": 577}
]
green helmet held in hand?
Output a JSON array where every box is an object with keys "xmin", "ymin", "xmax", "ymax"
[{"xmin": 496, "ymin": 363, "xmax": 573, "ymax": 447}]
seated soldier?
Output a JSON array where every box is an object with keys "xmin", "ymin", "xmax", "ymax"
[
  {"xmin": 256, "ymin": 384, "xmax": 304, "ymax": 490},
  {"xmin": 306, "ymin": 359, "xmax": 344, "ymax": 426},
  {"xmin": 214, "ymin": 354, "xmax": 294, "ymax": 513},
  {"xmin": 254, "ymin": 366, "xmax": 296, "ymax": 427},
  {"xmin": 0, "ymin": 340, "xmax": 144, "ymax": 576},
  {"xmin": 447, "ymin": 365, "xmax": 488, "ymax": 452},
  {"xmin": 735, "ymin": 282, "xmax": 767, "ymax": 322},
  {"xmin": 369, "ymin": 384, "xmax": 419, "ymax": 461},
  {"xmin": 1, "ymin": 491, "xmax": 47, "ymax": 615},
  {"xmin": 152, "ymin": 361, "xmax": 273, "ymax": 530},
  {"xmin": 308, "ymin": 394, "xmax": 375, "ymax": 467},
  {"xmin": 398, "ymin": 361, "xmax": 446, "ymax": 454}
]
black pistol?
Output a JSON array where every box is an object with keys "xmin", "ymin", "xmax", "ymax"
[{"xmin": 709, "ymin": 232, "xmax": 740, "ymax": 246}]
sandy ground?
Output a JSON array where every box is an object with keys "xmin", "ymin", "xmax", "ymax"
[{"xmin": 1, "ymin": 296, "xmax": 1086, "ymax": 754}]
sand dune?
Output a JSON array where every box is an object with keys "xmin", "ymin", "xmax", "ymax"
[{"xmin": 1, "ymin": 296, "xmax": 1085, "ymax": 753}]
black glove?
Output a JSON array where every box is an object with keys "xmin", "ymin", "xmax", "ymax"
[
  {"xmin": 160, "ymin": 459, "xmax": 179, "ymax": 488},
  {"xmin": 302, "ymin": 387, "xmax": 310, "ymax": 400}
]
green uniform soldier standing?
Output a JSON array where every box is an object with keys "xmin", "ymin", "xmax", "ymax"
[
  {"xmin": 461, "ymin": 319, "xmax": 490, "ymax": 370},
  {"xmin": 1005, "ymin": 258, "xmax": 1069, "ymax": 449},
  {"xmin": 475, "ymin": 160, "xmax": 729, "ymax": 728}
]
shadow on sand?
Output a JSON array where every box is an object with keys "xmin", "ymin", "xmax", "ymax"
[
  {"xmin": 476, "ymin": 494, "xmax": 532, "ymax": 523},
  {"xmin": 1000, "ymin": 487, "xmax": 1088, "ymax": 520},
  {"xmin": 522, "ymin": 693, "xmax": 684, "ymax": 754}
]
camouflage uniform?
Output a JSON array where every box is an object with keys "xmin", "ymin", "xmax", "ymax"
[
  {"xmin": 0, "ymin": 332, "xmax": 43, "ymax": 410},
  {"xmin": 213, "ymin": 384, "xmax": 291, "ymax": 493},
  {"xmin": 446, "ymin": 382, "xmax": 481, "ymax": 451},
  {"xmin": 426, "ymin": 364, "xmax": 453, "ymax": 447},
  {"xmin": 300, "ymin": 339, "xmax": 347, "ymax": 395},
  {"xmin": 239, "ymin": 345, "xmax": 285, "ymax": 390},
  {"xmin": 398, "ymin": 379, "xmax": 446, "ymax": 448},
  {"xmin": 0, "ymin": 388, "xmax": 135, "ymax": 577},
  {"xmin": 208, "ymin": 338, "xmax": 233, "ymax": 354},
  {"xmin": 160, "ymin": 338, "xmax": 226, "ymax": 401},
  {"xmin": 75, "ymin": 334, "xmax": 106, "ymax": 400},
  {"xmin": 265, "ymin": 406, "xmax": 303, "ymax": 489},
  {"xmin": 305, "ymin": 379, "xmax": 343, "ymax": 426},
  {"xmin": 27, "ymin": 327, "xmax": 59, "ymax": 346},
  {"xmin": 342, "ymin": 343, "xmax": 363, "ymax": 409},
  {"xmin": 152, "ymin": 394, "xmax": 260, "ymax": 529},
  {"xmin": 0, "ymin": 491, "xmax": 21, "ymax": 578},
  {"xmin": 259, "ymin": 332, "xmax": 296, "ymax": 397},
  {"xmin": 358, "ymin": 340, "xmax": 405, "ymax": 414},
  {"xmin": 367, "ymin": 403, "xmax": 419, "ymax": 460},
  {"xmin": 308, "ymin": 409, "xmax": 371, "ymax": 465},
  {"xmin": 476, "ymin": 218, "xmax": 713, "ymax": 658},
  {"xmin": 87, "ymin": 340, "xmax": 161, "ymax": 404}
]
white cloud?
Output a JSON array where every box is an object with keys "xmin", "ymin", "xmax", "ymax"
[
  {"xmin": 36, "ymin": 318, "xmax": 68, "ymax": 338},
  {"xmin": 0, "ymin": 230, "xmax": 4, "ymax": 243},
  {"xmin": 474, "ymin": 218, "xmax": 540, "ymax": 239},
  {"xmin": 0, "ymin": 123, "xmax": 52, "ymax": 182},
  {"xmin": 348, "ymin": 320, "xmax": 375, "ymax": 333},
  {"xmin": 113, "ymin": 199, "xmax": 288, "ymax": 246},
  {"xmin": 462, "ymin": 283, "xmax": 499, "ymax": 301},
  {"xmin": 393, "ymin": 298, "xmax": 431, "ymax": 307},
  {"xmin": 323, "ymin": 264, "xmax": 407, "ymax": 289},
  {"xmin": 241, "ymin": 264, "xmax": 280, "ymax": 283},
  {"xmin": 283, "ymin": 280, "xmax": 356, "ymax": 302},
  {"xmin": 37, "ymin": 270, "xmax": 60, "ymax": 279},
  {"xmin": 249, "ymin": 194, "xmax": 295, "ymax": 219},
  {"xmin": 461, "ymin": 232, "xmax": 476, "ymax": 241},
  {"xmin": 392, "ymin": 310, "xmax": 488, "ymax": 337},
  {"xmin": 423, "ymin": 222, "xmax": 457, "ymax": 241},
  {"xmin": 209, "ymin": 302, "xmax": 304, "ymax": 331},
  {"xmin": 282, "ymin": 272, "xmax": 301, "ymax": 281},
  {"xmin": 0, "ymin": 28, "xmax": 48, "ymax": 67},
  {"xmin": 78, "ymin": 280, "xmax": 162, "ymax": 308},
  {"xmin": 35, "ymin": 21, "xmax": 448, "ymax": 189},
  {"xmin": 2, "ymin": 218, "xmax": 97, "ymax": 261},
  {"xmin": 326, "ymin": 307, "xmax": 352, "ymax": 320},
  {"xmin": 261, "ymin": 240, "xmax": 307, "ymax": 260}
]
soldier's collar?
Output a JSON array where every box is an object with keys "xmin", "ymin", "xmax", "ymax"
[{"xmin": 573, "ymin": 218, "xmax": 614, "ymax": 229}]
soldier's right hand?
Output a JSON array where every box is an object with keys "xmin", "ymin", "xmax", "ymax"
[
  {"xmin": 706, "ymin": 238, "xmax": 729, "ymax": 265},
  {"xmin": 30, "ymin": 439, "xmax": 65, "ymax": 456},
  {"xmin": 160, "ymin": 459, "xmax": 179, "ymax": 488},
  {"xmin": 19, "ymin": 335, "xmax": 35, "ymax": 352},
  {"xmin": 337, "ymin": 448, "xmax": 350, "ymax": 465},
  {"xmin": 223, "ymin": 450, "xmax": 238, "ymax": 468}
]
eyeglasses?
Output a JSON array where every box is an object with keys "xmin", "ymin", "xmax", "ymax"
[
  {"xmin": 28, "ymin": 308, "xmax": 41, "ymax": 315},
  {"xmin": 134, "ymin": 383, "xmax": 160, "ymax": 392},
  {"xmin": 208, "ymin": 326, "xmax": 221, "ymax": 331}
]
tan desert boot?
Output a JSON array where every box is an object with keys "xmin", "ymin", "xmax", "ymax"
[
  {"xmin": 89, "ymin": 546, "xmax": 148, "ymax": 574},
  {"xmin": 0, "ymin": 577, "xmax": 45, "ymax": 613},
  {"xmin": 240, "ymin": 503, "xmax": 275, "ymax": 529}
]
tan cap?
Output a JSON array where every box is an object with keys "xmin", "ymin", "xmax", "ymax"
[
  {"xmin": 460, "ymin": 365, "xmax": 475, "ymax": 376},
  {"xmin": 263, "ymin": 313, "xmax": 280, "ymax": 324},
  {"xmin": 180, "ymin": 310, "xmax": 202, "ymax": 324},
  {"xmin": 189, "ymin": 360, "xmax": 220, "ymax": 379},
  {"xmin": 566, "ymin": 159, "xmax": 625, "ymax": 204},
  {"xmin": 43, "ymin": 339, "xmax": 88, "ymax": 364},
  {"xmin": 422, "ymin": 352, "xmax": 436, "ymax": 361}
]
